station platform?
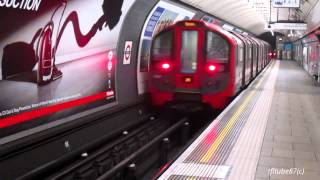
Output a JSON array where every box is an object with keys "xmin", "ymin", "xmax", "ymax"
[{"xmin": 158, "ymin": 60, "xmax": 320, "ymax": 180}]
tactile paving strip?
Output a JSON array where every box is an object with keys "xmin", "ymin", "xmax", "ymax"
[
  {"xmin": 183, "ymin": 90, "xmax": 261, "ymax": 164},
  {"xmin": 226, "ymin": 61, "xmax": 279, "ymax": 180}
]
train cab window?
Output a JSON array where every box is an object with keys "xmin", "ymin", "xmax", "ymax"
[
  {"xmin": 206, "ymin": 31, "xmax": 229, "ymax": 62},
  {"xmin": 152, "ymin": 30, "xmax": 173, "ymax": 61},
  {"xmin": 181, "ymin": 30, "xmax": 198, "ymax": 73}
]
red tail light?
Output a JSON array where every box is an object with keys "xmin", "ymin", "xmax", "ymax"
[{"xmin": 268, "ymin": 52, "xmax": 273, "ymax": 57}]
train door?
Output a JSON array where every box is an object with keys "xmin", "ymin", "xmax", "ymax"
[
  {"xmin": 251, "ymin": 39, "xmax": 258, "ymax": 78},
  {"xmin": 258, "ymin": 41, "xmax": 263, "ymax": 72},
  {"xmin": 263, "ymin": 45, "xmax": 266, "ymax": 67},
  {"xmin": 174, "ymin": 28, "xmax": 204, "ymax": 94},
  {"xmin": 266, "ymin": 46, "xmax": 268, "ymax": 66},
  {"xmin": 246, "ymin": 38, "xmax": 252, "ymax": 83},
  {"xmin": 235, "ymin": 40, "xmax": 244, "ymax": 91},
  {"xmin": 258, "ymin": 45, "xmax": 262, "ymax": 72},
  {"xmin": 230, "ymin": 32, "xmax": 246, "ymax": 88},
  {"xmin": 230, "ymin": 34, "xmax": 244, "ymax": 91},
  {"xmin": 251, "ymin": 38, "xmax": 260, "ymax": 77},
  {"xmin": 242, "ymin": 39, "xmax": 250, "ymax": 85},
  {"xmin": 261, "ymin": 44, "xmax": 265, "ymax": 70},
  {"xmin": 246, "ymin": 38, "xmax": 253, "ymax": 79}
]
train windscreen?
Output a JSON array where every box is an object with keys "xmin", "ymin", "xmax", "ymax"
[
  {"xmin": 181, "ymin": 30, "xmax": 198, "ymax": 73},
  {"xmin": 152, "ymin": 30, "xmax": 173, "ymax": 61},
  {"xmin": 206, "ymin": 31, "xmax": 229, "ymax": 62}
]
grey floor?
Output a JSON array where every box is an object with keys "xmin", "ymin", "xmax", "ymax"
[{"xmin": 256, "ymin": 60, "xmax": 320, "ymax": 180}]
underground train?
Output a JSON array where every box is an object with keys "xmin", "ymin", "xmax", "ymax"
[{"xmin": 149, "ymin": 20, "xmax": 271, "ymax": 109}]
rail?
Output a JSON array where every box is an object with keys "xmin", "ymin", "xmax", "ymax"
[{"xmin": 97, "ymin": 117, "xmax": 189, "ymax": 180}]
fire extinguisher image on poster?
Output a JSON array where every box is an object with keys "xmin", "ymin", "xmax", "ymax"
[{"xmin": 0, "ymin": 0, "xmax": 135, "ymax": 136}]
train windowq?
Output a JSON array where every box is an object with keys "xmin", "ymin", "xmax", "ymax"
[{"xmin": 152, "ymin": 30, "xmax": 174, "ymax": 61}]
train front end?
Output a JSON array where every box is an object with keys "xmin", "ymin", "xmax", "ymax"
[{"xmin": 149, "ymin": 20, "xmax": 236, "ymax": 109}]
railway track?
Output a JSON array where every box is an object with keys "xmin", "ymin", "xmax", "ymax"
[{"xmin": 18, "ymin": 103, "xmax": 211, "ymax": 180}]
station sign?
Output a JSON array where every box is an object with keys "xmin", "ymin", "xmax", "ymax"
[
  {"xmin": 272, "ymin": 0, "xmax": 300, "ymax": 8},
  {"xmin": 270, "ymin": 23, "xmax": 307, "ymax": 30},
  {"xmin": 123, "ymin": 41, "xmax": 132, "ymax": 65}
]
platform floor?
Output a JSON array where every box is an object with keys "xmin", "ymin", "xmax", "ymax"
[{"xmin": 158, "ymin": 60, "xmax": 320, "ymax": 180}]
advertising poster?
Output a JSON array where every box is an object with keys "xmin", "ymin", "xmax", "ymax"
[
  {"xmin": 201, "ymin": 15, "xmax": 223, "ymax": 27},
  {"xmin": 0, "ymin": 0, "xmax": 135, "ymax": 137},
  {"xmin": 137, "ymin": 0, "xmax": 195, "ymax": 94}
]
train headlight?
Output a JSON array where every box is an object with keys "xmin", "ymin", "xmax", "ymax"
[
  {"xmin": 208, "ymin": 65, "xmax": 216, "ymax": 71},
  {"xmin": 162, "ymin": 63, "xmax": 170, "ymax": 69},
  {"xmin": 160, "ymin": 62, "xmax": 172, "ymax": 71},
  {"xmin": 207, "ymin": 64, "xmax": 217, "ymax": 73}
]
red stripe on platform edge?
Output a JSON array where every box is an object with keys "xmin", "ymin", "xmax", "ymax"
[{"xmin": 0, "ymin": 92, "xmax": 107, "ymax": 128}]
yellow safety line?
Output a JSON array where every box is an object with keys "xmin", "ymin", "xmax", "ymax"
[
  {"xmin": 186, "ymin": 177, "xmax": 196, "ymax": 180},
  {"xmin": 200, "ymin": 63, "xmax": 269, "ymax": 163},
  {"xmin": 200, "ymin": 90, "xmax": 255, "ymax": 163}
]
